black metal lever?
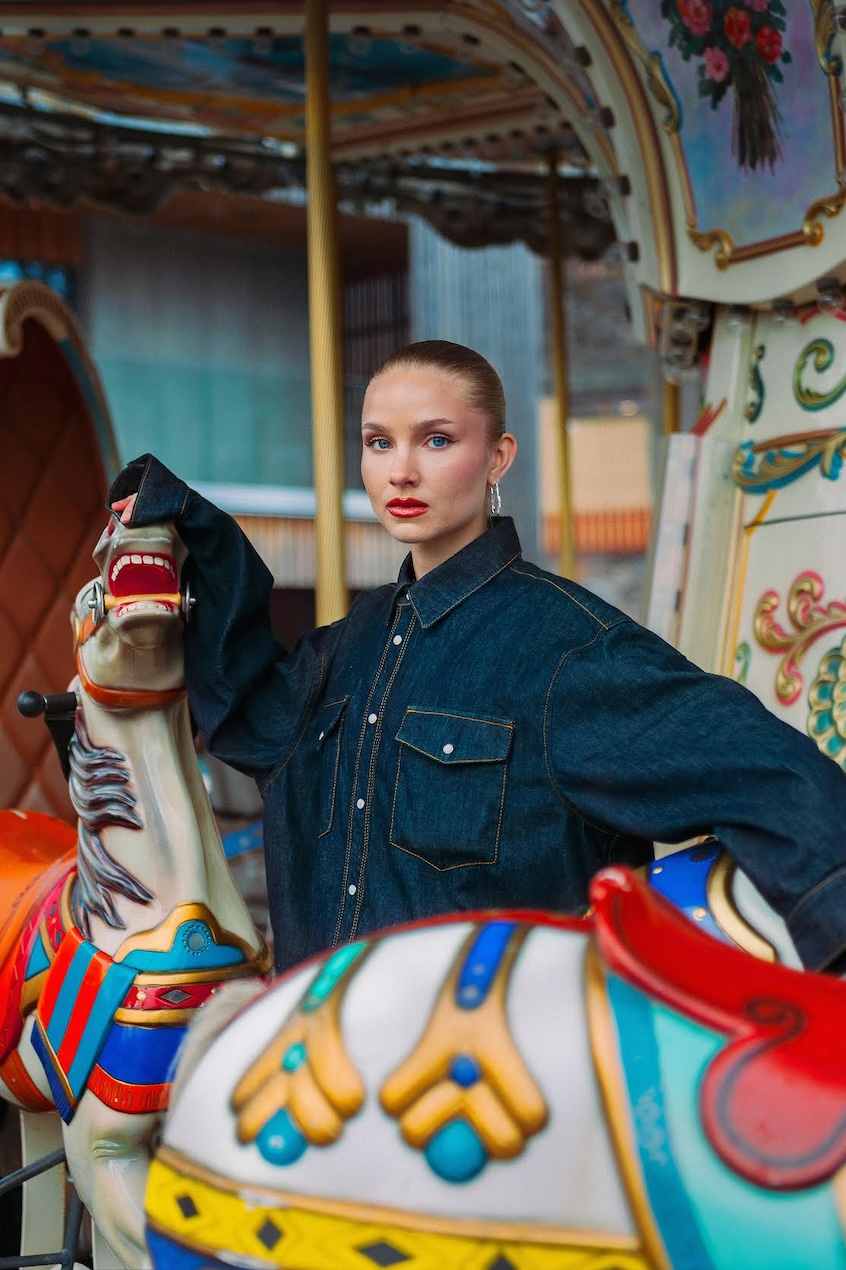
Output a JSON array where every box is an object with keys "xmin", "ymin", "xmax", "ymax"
[{"xmin": 17, "ymin": 690, "xmax": 79, "ymax": 781}]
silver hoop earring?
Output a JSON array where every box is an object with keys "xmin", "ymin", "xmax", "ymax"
[{"xmin": 489, "ymin": 482, "xmax": 502, "ymax": 518}]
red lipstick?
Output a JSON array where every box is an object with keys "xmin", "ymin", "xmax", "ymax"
[{"xmin": 387, "ymin": 499, "xmax": 428, "ymax": 518}]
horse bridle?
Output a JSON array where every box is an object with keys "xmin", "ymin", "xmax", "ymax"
[{"xmin": 72, "ymin": 579, "xmax": 196, "ymax": 709}]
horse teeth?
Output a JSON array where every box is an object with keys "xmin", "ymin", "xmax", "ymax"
[{"xmin": 131, "ymin": 554, "xmax": 142, "ymax": 564}]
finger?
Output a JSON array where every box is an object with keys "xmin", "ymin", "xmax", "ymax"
[{"xmin": 110, "ymin": 494, "xmax": 137, "ymax": 524}]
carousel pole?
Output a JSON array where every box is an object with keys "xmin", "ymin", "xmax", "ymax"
[
  {"xmin": 305, "ymin": 0, "xmax": 348, "ymax": 623},
  {"xmin": 663, "ymin": 377, "xmax": 680, "ymax": 434},
  {"xmin": 546, "ymin": 149, "xmax": 576, "ymax": 579}
]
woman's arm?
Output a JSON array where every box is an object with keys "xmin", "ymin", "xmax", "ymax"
[
  {"xmin": 107, "ymin": 454, "xmax": 328, "ymax": 780},
  {"xmin": 545, "ymin": 617, "xmax": 846, "ymax": 971}
]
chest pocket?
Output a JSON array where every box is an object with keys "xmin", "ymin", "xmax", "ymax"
[
  {"xmin": 390, "ymin": 709, "xmax": 514, "ymax": 870},
  {"xmin": 317, "ymin": 697, "xmax": 347, "ymax": 838}
]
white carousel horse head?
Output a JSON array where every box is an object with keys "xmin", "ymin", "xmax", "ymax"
[
  {"xmin": 147, "ymin": 866, "xmax": 846, "ymax": 1270},
  {"xmin": 73, "ymin": 513, "xmax": 189, "ymax": 696},
  {"xmin": 0, "ymin": 511, "xmax": 268, "ymax": 1269}
]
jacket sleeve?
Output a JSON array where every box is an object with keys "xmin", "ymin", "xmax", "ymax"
[
  {"xmin": 545, "ymin": 617, "xmax": 846, "ymax": 971},
  {"xmin": 107, "ymin": 453, "xmax": 331, "ymax": 783}
]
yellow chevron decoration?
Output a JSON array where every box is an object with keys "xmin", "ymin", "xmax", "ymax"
[
  {"xmin": 145, "ymin": 1150, "xmax": 650, "ymax": 1270},
  {"xmin": 380, "ymin": 921, "xmax": 548, "ymax": 1183},
  {"xmin": 231, "ymin": 940, "xmax": 371, "ymax": 1164}
]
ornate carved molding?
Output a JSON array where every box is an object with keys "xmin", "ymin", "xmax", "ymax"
[
  {"xmin": 732, "ymin": 428, "xmax": 846, "ymax": 492},
  {"xmin": 811, "ymin": 0, "xmax": 844, "ymax": 77},
  {"xmin": 794, "ymin": 339, "xmax": 846, "ymax": 411},
  {"xmin": 753, "ymin": 572, "xmax": 846, "ymax": 705},
  {"xmin": 609, "ymin": 0, "xmax": 681, "ymax": 134},
  {"xmin": 686, "ymin": 222, "xmax": 735, "ymax": 271}
]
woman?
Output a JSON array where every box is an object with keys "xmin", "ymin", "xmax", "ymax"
[{"xmin": 111, "ymin": 340, "xmax": 846, "ymax": 976}]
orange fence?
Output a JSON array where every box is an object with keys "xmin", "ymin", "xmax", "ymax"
[{"xmin": 543, "ymin": 507, "xmax": 653, "ymax": 557}]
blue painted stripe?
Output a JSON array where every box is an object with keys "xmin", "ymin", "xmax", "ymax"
[
  {"xmin": 649, "ymin": 843, "xmax": 728, "ymax": 947},
  {"xmin": 120, "ymin": 921, "xmax": 245, "ymax": 971},
  {"xmin": 97, "ymin": 1022, "xmax": 187, "ymax": 1085},
  {"xmin": 65, "ymin": 962, "xmax": 136, "ymax": 1097},
  {"xmin": 44, "ymin": 941, "xmax": 97, "ymax": 1045},
  {"xmin": 147, "ymin": 1228, "xmax": 227, "ymax": 1270},
  {"xmin": 607, "ymin": 973, "xmax": 714, "ymax": 1270},
  {"xmin": 31, "ymin": 1026, "xmax": 73, "ymax": 1124},
  {"xmin": 26, "ymin": 932, "xmax": 51, "ymax": 978},
  {"xmin": 455, "ymin": 921, "xmax": 516, "ymax": 1010}
]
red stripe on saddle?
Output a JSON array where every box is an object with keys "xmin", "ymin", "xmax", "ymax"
[
  {"xmin": 0, "ymin": 854, "xmax": 74, "ymax": 1063},
  {"xmin": 591, "ymin": 866, "xmax": 846, "ymax": 1190}
]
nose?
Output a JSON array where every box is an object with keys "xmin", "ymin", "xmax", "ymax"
[{"xmin": 389, "ymin": 446, "xmax": 418, "ymax": 488}]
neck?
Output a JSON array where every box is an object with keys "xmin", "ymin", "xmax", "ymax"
[{"xmin": 76, "ymin": 689, "xmax": 259, "ymax": 958}]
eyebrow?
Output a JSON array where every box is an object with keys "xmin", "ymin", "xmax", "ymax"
[{"xmin": 361, "ymin": 417, "xmax": 458, "ymax": 434}]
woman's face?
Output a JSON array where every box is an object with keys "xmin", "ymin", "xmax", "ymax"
[{"xmin": 361, "ymin": 366, "xmax": 516, "ymax": 577}]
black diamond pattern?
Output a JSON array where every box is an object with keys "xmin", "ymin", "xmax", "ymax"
[
  {"xmin": 176, "ymin": 1193, "xmax": 199, "ymax": 1219},
  {"xmin": 487, "ymin": 1257, "xmax": 518, "ymax": 1270},
  {"xmin": 256, "ymin": 1219, "xmax": 283, "ymax": 1250},
  {"xmin": 160, "ymin": 987, "xmax": 192, "ymax": 1004},
  {"xmin": 357, "ymin": 1241, "xmax": 411, "ymax": 1266}
]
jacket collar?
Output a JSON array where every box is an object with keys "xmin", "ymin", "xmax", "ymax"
[{"xmin": 391, "ymin": 518, "xmax": 522, "ymax": 629}]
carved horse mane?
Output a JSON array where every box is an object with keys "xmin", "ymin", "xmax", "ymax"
[{"xmin": 68, "ymin": 714, "xmax": 152, "ymax": 939}]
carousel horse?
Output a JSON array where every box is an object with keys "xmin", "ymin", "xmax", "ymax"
[
  {"xmin": 146, "ymin": 866, "xmax": 846, "ymax": 1270},
  {"xmin": 0, "ymin": 512, "xmax": 270, "ymax": 1267},
  {"xmin": 2, "ymin": 508, "xmax": 841, "ymax": 1268}
]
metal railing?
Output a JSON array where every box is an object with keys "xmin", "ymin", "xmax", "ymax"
[{"xmin": 0, "ymin": 1149, "xmax": 84, "ymax": 1269}]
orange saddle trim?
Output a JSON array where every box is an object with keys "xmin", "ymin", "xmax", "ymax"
[
  {"xmin": 590, "ymin": 866, "xmax": 846, "ymax": 1191},
  {"xmin": 0, "ymin": 809, "xmax": 76, "ymax": 1063}
]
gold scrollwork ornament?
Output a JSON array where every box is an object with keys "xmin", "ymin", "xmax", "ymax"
[
  {"xmin": 753, "ymin": 573, "xmax": 846, "ymax": 706},
  {"xmin": 610, "ymin": 1, "xmax": 681, "ymax": 134},
  {"xmin": 811, "ymin": 0, "xmax": 843, "ymax": 77}
]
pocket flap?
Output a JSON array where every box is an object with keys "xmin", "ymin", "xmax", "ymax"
[
  {"xmin": 396, "ymin": 709, "xmax": 513, "ymax": 764},
  {"xmin": 317, "ymin": 697, "xmax": 347, "ymax": 747}
]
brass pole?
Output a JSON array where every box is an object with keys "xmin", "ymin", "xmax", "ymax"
[
  {"xmin": 305, "ymin": 0, "xmax": 348, "ymax": 623},
  {"xmin": 546, "ymin": 150, "xmax": 576, "ymax": 578},
  {"xmin": 663, "ymin": 376, "xmax": 680, "ymax": 434}
]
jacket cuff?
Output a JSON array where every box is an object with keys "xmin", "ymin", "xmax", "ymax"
[
  {"xmin": 786, "ymin": 866, "xmax": 846, "ymax": 970},
  {"xmin": 106, "ymin": 453, "xmax": 189, "ymax": 526}
]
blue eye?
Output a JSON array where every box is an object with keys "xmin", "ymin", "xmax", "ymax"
[
  {"xmin": 365, "ymin": 437, "xmax": 391, "ymax": 451},
  {"xmin": 428, "ymin": 435, "xmax": 450, "ymax": 449}
]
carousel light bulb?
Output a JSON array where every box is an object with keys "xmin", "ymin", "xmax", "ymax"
[
  {"xmin": 817, "ymin": 276, "xmax": 843, "ymax": 310},
  {"xmin": 770, "ymin": 299, "xmax": 797, "ymax": 326}
]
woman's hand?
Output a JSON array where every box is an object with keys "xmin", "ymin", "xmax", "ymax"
[{"xmin": 111, "ymin": 493, "xmax": 137, "ymax": 525}]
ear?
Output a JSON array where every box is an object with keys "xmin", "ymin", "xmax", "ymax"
[{"xmin": 488, "ymin": 432, "xmax": 517, "ymax": 485}]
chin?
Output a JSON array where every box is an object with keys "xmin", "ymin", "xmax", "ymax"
[{"xmin": 382, "ymin": 520, "xmax": 429, "ymax": 545}]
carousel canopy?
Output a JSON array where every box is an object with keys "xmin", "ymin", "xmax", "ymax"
[
  {"xmin": 0, "ymin": 8, "xmax": 616, "ymax": 259},
  {"xmin": 0, "ymin": 3, "xmax": 839, "ymax": 318}
]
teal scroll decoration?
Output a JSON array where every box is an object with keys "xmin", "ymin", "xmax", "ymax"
[
  {"xmin": 732, "ymin": 428, "xmax": 846, "ymax": 492},
  {"xmin": 808, "ymin": 638, "xmax": 846, "ymax": 768},
  {"xmin": 793, "ymin": 338, "xmax": 846, "ymax": 412},
  {"xmin": 744, "ymin": 344, "xmax": 765, "ymax": 423},
  {"xmin": 733, "ymin": 642, "xmax": 751, "ymax": 685}
]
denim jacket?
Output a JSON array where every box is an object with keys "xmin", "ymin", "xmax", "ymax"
[{"xmin": 110, "ymin": 454, "xmax": 846, "ymax": 974}]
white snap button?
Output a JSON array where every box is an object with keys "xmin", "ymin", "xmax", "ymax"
[
  {"xmin": 393, "ymin": 634, "xmax": 402, "ymax": 645},
  {"xmin": 368, "ymin": 713, "xmax": 377, "ymax": 724},
  {"xmin": 442, "ymin": 743, "xmax": 454, "ymax": 755},
  {"xmin": 348, "ymin": 884, "xmax": 357, "ymax": 895},
  {"xmin": 356, "ymin": 798, "xmax": 365, "ymax": 810},
  {"xmin": 318, "ymin": 731, "xmax": 325, "ymax": 741}
]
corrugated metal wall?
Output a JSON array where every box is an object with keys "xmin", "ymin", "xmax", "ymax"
[{"xmin": 409, "ymin": 218, "xmax": 544, "ymax": 564}]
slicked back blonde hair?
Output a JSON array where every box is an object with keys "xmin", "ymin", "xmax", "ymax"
[{"xmin": 369, "ymin": 340, "xmax": 506, "ymax": 442}]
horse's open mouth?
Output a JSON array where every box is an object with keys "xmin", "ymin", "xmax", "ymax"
[{"xmin": 108, "ymin": 551, "xmax": 180, "ymax": 614}]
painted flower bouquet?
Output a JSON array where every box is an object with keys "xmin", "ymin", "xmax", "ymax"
[{"xmin": 660, "ymin": 0, "xmax": 791, "ymax": 171}]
